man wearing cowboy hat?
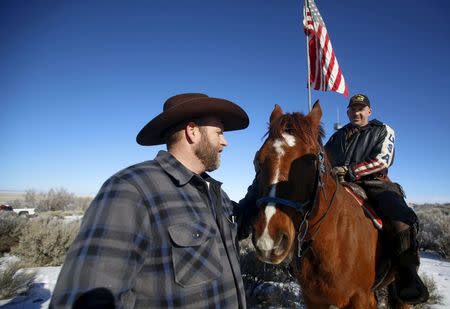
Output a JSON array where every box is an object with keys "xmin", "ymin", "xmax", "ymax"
[{"xmin": 51, "ymin": 93, "xmax": 249, "ymax": 308}]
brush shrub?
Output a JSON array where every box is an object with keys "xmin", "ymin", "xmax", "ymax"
[
  {"xmin": 0, "ymin": 261, "xmax": 36, "ymax": 299},
  {"xmin": 11, "ymin": 217, "xmax": 80, "ymax": 266},
  {"xmin": 0, "ymin": 212, "xmax": 27, "ymax": 253},
  {"xmin": 416, "ymin": 205, "xmax": 450, "ymax": 258}
]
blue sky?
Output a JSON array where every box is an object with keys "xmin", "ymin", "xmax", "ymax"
[{"xmin": 2, "ymin": 0, "xmax": 450, "ymax": 203}]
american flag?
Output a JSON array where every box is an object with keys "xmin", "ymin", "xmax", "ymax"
[{"xmin": 303, "ymin": 0, "xmax": 348, "ymax": 96}]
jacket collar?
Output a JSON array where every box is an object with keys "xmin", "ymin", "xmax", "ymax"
[{"xmin": 155, "ymin": 150, "xmax": 221, "ymax": 187}]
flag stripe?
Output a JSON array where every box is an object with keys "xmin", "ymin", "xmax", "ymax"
[{"xmin": 303, "ymin": 0, "xmax": 348, "ymax": 96}]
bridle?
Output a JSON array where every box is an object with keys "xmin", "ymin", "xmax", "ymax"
[{"xmin": 255, "ymin": 148, "xmax": 339, "ymax": 267}]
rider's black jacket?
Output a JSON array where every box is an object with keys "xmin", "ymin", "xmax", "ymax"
[{"xmin": 324, "ymin": 119, "xmax": 395, "ymax": 181}]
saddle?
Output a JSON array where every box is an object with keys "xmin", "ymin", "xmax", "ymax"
[{"xmin": 341, "ymin": 182, "xmax": 382, "ymax": 230}]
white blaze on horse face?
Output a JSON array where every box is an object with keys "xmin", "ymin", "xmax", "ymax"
[
  {"xmin": 282, "ymin": 133, "xmax": 296, "ymax": 147},
  {"xmin": 257, "ymin": 205, "xmax": 277, "ymax": 251},
  {"xmin": 271, "ymin": 133, "xmax": 296, "ymax": 185},
  {"xmin": 256, "ymin": 185, "xmax": 277, "ymax": 251},
  {"xmin": 256, "ymin": 134, "xmax": 296, "ymax": 253},
  {"xmin": 272, "ymin": 139, "xmax": 285, "ymax": 156}
]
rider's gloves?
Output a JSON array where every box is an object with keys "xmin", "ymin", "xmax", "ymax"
[{"xmin": 331, "ymin": 166, "xmax": 348, "ymax": 178}]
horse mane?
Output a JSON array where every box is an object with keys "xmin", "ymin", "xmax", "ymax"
[{"xmin": 267, "ymin": 112, "xmax": 325, "ymax": 147}]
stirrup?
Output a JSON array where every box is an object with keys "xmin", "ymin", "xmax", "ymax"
[{"xmin": 372, "ymin": 259, "xmax": 391, "ymax": 291}]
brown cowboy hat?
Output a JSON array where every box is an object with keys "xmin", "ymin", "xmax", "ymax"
[{"xmin": 137, "ymin": 93, "xmax": 249, "ymax": 146}]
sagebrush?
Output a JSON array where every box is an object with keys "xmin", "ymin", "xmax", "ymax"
[
  {"xmin": 6, "ymin": 188, "xmax": 93, "ymax": 212},
  {"xmin": 0, "ymin": 261, "xmax": 36, "ymax": 299},
  {"xmin": 0, "ymin": 212, "xmax": 27, "ymax": 253},
  {"xmin": 416, "ymin": 205, "xmax": 450, "ymax": 258},
  {"xmin": 11, "ymin": 217, "xmax": 80, "ymax": 266}
]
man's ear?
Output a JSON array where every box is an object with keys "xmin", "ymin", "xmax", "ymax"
[{"xmin": 185, "ymin": 121, "xmax": 199, "ymax": 144}]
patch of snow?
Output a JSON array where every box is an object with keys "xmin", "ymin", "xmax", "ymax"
[
  {"xmin": 0, "ymin": 254, "xmax": 449, "ymax": 308},
  {"xmin": 420, "ymin": 252, "xmax": 450, "ymax": 309},
  {"xmin": 0, "ymin": 266, "xmax": 61, "ymax": 308},
  {"xmin": 0, "ymin": 255, "xmax": 21, "ymax": 272},
  {"xmin": 62, "ymin": 215, "xmax": 82, "ymax": 223}
]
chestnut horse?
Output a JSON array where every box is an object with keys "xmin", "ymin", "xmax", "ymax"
[{"xmin": 251, "ymin": 102, "xmax": 409, "ymax": 309}]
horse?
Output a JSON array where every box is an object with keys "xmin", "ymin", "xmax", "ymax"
[{"xmin": 251, "ymin": 102, "xmax": 409, "ymax": 309}]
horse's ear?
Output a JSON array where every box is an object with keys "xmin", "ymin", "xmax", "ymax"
[
  {"xmin": 308, "ymin": 100, "xmax": 322, "ymax": 126},
  {"xmin": 270, "ymin": 104, "xmax": 284, "ymax": 124}
]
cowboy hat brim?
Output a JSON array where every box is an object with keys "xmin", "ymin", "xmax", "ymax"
[{"xmin": 136, "ymin": 97, "xmax": 249, "ymax": 146}]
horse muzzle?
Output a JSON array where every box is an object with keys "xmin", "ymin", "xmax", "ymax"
[{"xmin": 253, "ymin": 231, "xmax": 291, "ymax": 264}]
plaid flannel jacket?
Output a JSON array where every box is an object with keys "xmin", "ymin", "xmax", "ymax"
[{"xmin": 50, "ymin": 151, "xmax": 246, "ymax": 308}]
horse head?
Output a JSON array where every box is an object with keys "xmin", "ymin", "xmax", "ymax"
[{"xmin": 252, "ymin": 101, "xmax": 324, "ymax": 264}]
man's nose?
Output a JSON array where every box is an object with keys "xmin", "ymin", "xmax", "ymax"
[{"xmin": 220, "ymin": 135, "xmax": 228, "ymax": 147}]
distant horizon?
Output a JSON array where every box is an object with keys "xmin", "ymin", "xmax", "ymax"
[{"xmin": 1, "ymin": 188, "xmax": 449, "ymax": 205}]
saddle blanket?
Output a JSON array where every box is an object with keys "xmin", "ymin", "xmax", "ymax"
[{"xmin": 343, "ymin": 186, "xmax": 383, "ymax": 230}]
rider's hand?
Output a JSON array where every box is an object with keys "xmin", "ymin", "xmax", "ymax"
[{"xmin": 332, "ymin": 166, "xmax": 348, "ymax": 178}]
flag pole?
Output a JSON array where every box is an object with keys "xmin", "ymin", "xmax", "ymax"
[{"xmin": 304, "ymin": 0, "xmax": 312, "ymax": 112}]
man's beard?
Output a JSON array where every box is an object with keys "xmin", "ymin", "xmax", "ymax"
[{"xmin": 194, "ymin": 131, "xmax": 221, "ymax": 172}]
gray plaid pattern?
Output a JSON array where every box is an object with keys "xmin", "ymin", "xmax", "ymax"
[{"xmin": 50, "ymin": 151, "xmax": 246, "ymax": 308}]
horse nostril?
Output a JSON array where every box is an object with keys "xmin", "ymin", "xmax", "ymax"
[
  {"xmin": 272, "ymin": 232, "xmax": 290, "ymax": 257},
  {"xmin": 280, "ymin": 232, "xmax": 289, "ymax": 249}
]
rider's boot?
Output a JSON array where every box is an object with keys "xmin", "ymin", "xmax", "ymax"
[{"xmin": 392, "ymin": 223, "xmax": 429, "ymax": 304}]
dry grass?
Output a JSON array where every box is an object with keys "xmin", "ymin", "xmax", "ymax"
[
  {"xmin": 0, "ymin": 261, "xmax": 36, "ymax": 299},
  {"xmin": 412, "ymin": 273, "xmax": 444, "ymax": 309}
]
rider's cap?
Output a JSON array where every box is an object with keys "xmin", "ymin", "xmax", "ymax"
[{"xmin": 348, "ymin": 94, "xmax": 370, "ymax": 108}]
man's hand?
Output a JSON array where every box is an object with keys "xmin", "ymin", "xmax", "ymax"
[{"xmin": 332, "ymin": 166, "xmax": 348, "ymax": 182}]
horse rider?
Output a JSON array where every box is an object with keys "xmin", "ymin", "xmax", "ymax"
[{"xmin": 324, "ymin": 93, "xmax": 429, "ymax": 304}]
